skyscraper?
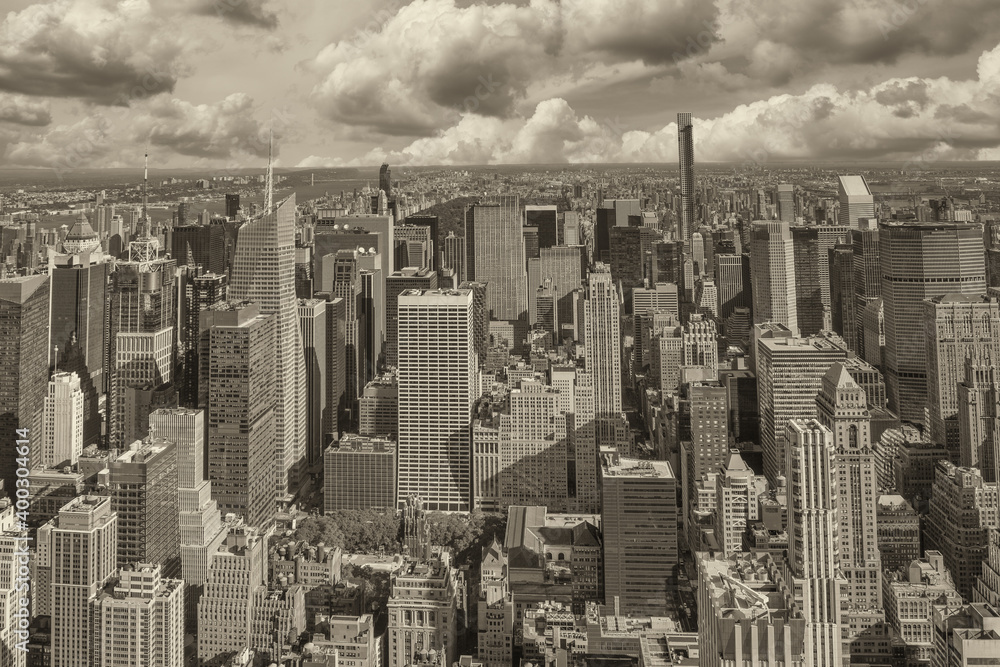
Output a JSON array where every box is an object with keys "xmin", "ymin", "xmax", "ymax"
[
  {"xmin": 179, "ymin": 270, "xmax": 227, "ymax": 407},
  {"xmin": 0, "ymin": 275, "xmax": 50, "ymax": 487},
  {"xmin": 881, "ymin": 223, "xmax": 986, "ymax": 422},
  {"xmin": 851, "ymin": 221, "xmax": 881, "ymax": 359},
  {"xmin": 379, "ymin": 162, "xmax": 391, "ymax": 197},
  {"xmin": 41, "ymin": 371, "xmax": 84, "ymax": 467},
  {"xmin": 225, "ymin": 194, "xmax": 240, "ymax": 220},
  {"xmin": 714, "ymin": 253, "xmax": 751, "ymax": 321},
  {"xmin": 385, "ymin": 267, "xmax": 438, "ymax": 368},
  {"xmin": 924, "ymin": 294, "xmax": 1000, "ymax": 456},
  {"xmin": 171, "ymin": 222, "xmax": 225, "ymax": 274},
  {"xmin": 829, "ymin": 243, "xmax": 857, "ymax": 349},
  {"xmin": 584, "ymin": 265, "xmax": 622, "ymax": 420},
  {"xmin": 524, "ymin": 204, "xmax": 558, "ymax": 249},
  {"xmin": 441, "ymin": 231, "xmax": 465, "ymax": 284},
  {"xmin": 777, "ymin": 183, "xmax": 795, "ymax": 222},
  {"xmin": 677, "ymin": 112, "xmax": 695, "ymax": 248},
  {"xmin": 200, "ymin": 302, "xmax": 277, "ymax": 530},
  {"xmin": 785, "ymin": 420, "xmax": 844, "ymax": 667},
  {"xmin": 838, "ymin": 175, "xmax": 875, "ymax": 229},
  {"xmin": 958, "ymin": 355, "xmax": 1000, "ymax": 481},
  {"xmin": 229, "ymin": 194, "xmax": 307, "ymax": 499},
  {"xmin": 397, "ymin": 288, "xmax": 479, "ymax": 511},
  {"xmin": 297, "ymin": 299, "xmax": 327, "ymax": 466},
  {"xmin": 465, "ymin": 196, "xmax": 528, "ymax": 322},
  {"xmin": 750, "ymin": 220, "xmax": 798, "ymax": 335}
]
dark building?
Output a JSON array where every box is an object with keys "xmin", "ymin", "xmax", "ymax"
[
  {"xmin": 524, "ymin": 205, "xmax": 558, "ymax": 249},
  {"xmin": 379, "ymin": 163, "xmax": 391, "ymax": 197},
  {"xmin": 0, "ymin": 275, "xmax": 50, "ymax": 490},
  {"xmin": 171, "ymin": 223, "xmax": 225, "ymax": 275},
  {"xmin": 522, "ymin": 226, "xmax": 539, "ymax": 261},
  {"xmin": 178, "ymin": 269, "xmax": 227, "ymax": 407},
  {"xmin": 225, "ymin": 194, "xmax": 240, "ymax": 219},
  {"xmin": 403, "ymin": 215, "xmax": 440, "ymax": 270},
  {"xmin": 315, "ymin": 293, "xmax": 346, "ymax": 441},
  {"xmin": 677, "ymin": 113, "xmax": 695, "ymax": 248},
  {"xmin": 829, "ymin": 243, "xmax": 857, "ymax": 350},
  {"xmin": 652, "ymin": 240, "xmax": 683, "ymax": 285},
  {"xmin": 385, "ymin": 268, "xmax": 438, "ymax": 368},
  {"xmin": 594, "ymin": 206, "xmax": 615, "ymax": 265},
  {"xmin": 791, "ymin": 226, "xmax": 824, "ymax": 336},
  {"xmin": 714, "ymin": 253, "xmax": 752, "ymax": 321},
  {"xmin": 609, "ymin": 226, "xmax": 658, "ymax": 310}
]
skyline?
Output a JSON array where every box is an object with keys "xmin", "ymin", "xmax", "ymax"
[{"xmin": 4, "ymin": 0, "xmax": 1000, "ymax": 169}]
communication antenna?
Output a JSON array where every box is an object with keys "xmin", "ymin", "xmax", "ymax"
[{"xmin": 265, "ymin": 125, "xmax": 274, "ymax": 213}]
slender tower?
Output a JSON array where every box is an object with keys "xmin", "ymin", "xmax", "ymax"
[{"xmin": 677, "ymin": 113, "xmax": 695, "ymax": 250}]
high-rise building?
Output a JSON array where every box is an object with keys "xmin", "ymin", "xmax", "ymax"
[
  {"xmin": 318, "ymin": 294, "xmax": 346, "ymax": 441},
  {"xmin": 0, "ymin": 275, "xmax": 50, "ymax": 487},
  {"xmin": 93, "ymin": 563, "xmax": 185, "ymax": 667},
  {"xmin": 815, "ymin": 364, "xmax": 884, "ymax": 651},
  {"xmin": 750, "ymin": 220, "xmax": 798, "ymax": 335},
  {"xmin": 777, "ymin": 183, "xmax": 795, "ymax": 222},
  {"xmin": 441, "ymin": 232, "xmax": 465, "ymax": 284},
  {"xmin": 324, "ymin": 434, "xmax": 396, "ymax": 512},
  {"xmin": 524, "ymin": 205, "xmax": 558, "ymax": 249},
  {"xmin": 677, "ymin": 113, "xmax": 695, "ymax": 248},
  {"xmin": 881, "ymin": 223, "xmax": 987, "ymax": 421},
  {"xmin": 385, "ymin": 267, "xmax": 438, "ymax": 367},
  {"xmin": 609, "ymin": 225, "xmax": 658, "ymax": 307},
  {"xmin": 225, "ymin": 194, "xmax": 240, "ymax": 219},
  {"xmin": 785, "ymin": 420, "xmax": 844, "ymax": 667},
  {"xmin": 178, "ymin": 270, "xmax": 227, "ymax": 407},
  {"xmin": 107, "ymin": 438, "xmax": 180, "ymax": 575},
  {"xmin": 39, "ymin": 495, "xmax": 117, "ymax": 667},
  {"xmin": 386, "ymin": 550, "xmax": 463, "ymax": 667},
  {"xmin": 958, "ymin": 355, "xmax": 1000, "ymax": 481},
  {"xmin": 851, "ymin": 221, "xmax": 881, "ymax": 360},
  {"xmin": 200, "ymin": 302, "xmax": 277, "ymax": 529},
  {"xmin": 499, "ymin": 381, "xmax": 568, "ymax": 509},
  {"xmin": 332, "ymin": 249, "xmax": 366, "ymax": 414},
  {"xmin": 298, "ymin": 299, "xmax": 327, "ymax": 466},
  {"xmin": 584, "ymin": 265, "xmax": 622, "ymax": 421},
  {"xmin": 714, "ymin": 253, "xmax": 751, "ymax": 321},
  {"xmin": 171, "ymin": 222, "xmax": 225, "ymax": 274},
  {"xmin": 41, "ymin": 371, "xmax": 84, "ymax": 467},
  {"xmin": 683, "ymin": 381, "xmax": 730, "ymax": 540},
  {"xmin": 533, "ymin": 245, "xmax": 586, "ymax": 339},
  {"xmin": 394, "ymin": 224, "xmax": 433, "ymax": 271},
  {"xmin": 601, "ymin": 453, "xmax": 677, "ymax": 616},
  {"xmin": 379, "ymin": 163, "xmax": 391, "ymax": 197},
  {"xmin": 924, "ymin": 294, "xmax": 1000, "ymax": 457},
  {"xmin": 397, "ymin": 288, "xmax": 479, "ymax": 511},
  {"xmin": 594, "ymin": 200, "xmax": 641, "ymax": 264},
  {"xmin": 876, "ymin": 494, "xmax": 921, "ymax": 573},
  {"xmin": 837, "ymin": 175, "xmax": 875, "ymax": 229},
  {"xmin": 48, "ymin": 239, "xmax": 108, "ymax": 445},
  {"xmin": 229, "ymin": 194, "xmax": 307, "ymax": 500},
  {"xmin": 829, "ymin": 243, "xmax": 857, "ymax": 349},
  {"xmin": 757, "ymin": 335, "xmax": 848, "ymax": 484},
  {"xmin": 465, "ymin": 196, "xmax": 528, "ymax": 322},
  {"xmin": 360, "ymin": 372, "xmax": 397, "ymax": 440}
]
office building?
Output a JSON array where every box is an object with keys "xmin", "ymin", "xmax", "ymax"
[
  {"xmin": 697, "ymin": 551, "xmax": 807, "ymax": 667},
  {"xmin": 924, "ymin": 294, "xmax": 1000, "ymax": 457},
  {"xmin": 386, "ymin": 267, "xmax": 438, "ymax": 367},
  {"xmin": 829, "ymin": 243, "xmax": 856, "ymax": 349},
  {"xmin": 532, "ymin": 245, "xmax": 585, "ymax": 339},
  {"xmin": 316, "ymin": 294, "xmax": 346, "ymax": 441},
  {"xmin": 837, "ymin": 175, "xmax": 875, "ymax": 229},
  {"xmin": 465, "ymin": 196, "xmax": 528, "ymax": 322},
  {"xmin": 93, "ymin": 563, "xmax": 185, "ymax": 667},
  {"xmin": 883, "ymin": 551, "xmax": 963, "ymax": 665},
  {"xmin": 584, "ymin": 265, "xmax": 622, "ymax": 419},
  {"xmin": 201, "ymin": 302, "xmax": 277, "ymax": 529},
  {"xmin": 756, "ymin": 334, "xmax": 848, "ymax": 484},
  {"xmin": 499, "ymin": 381, "xmax": 568, "ymax": 509},
  {"xmin": 48, "ymin": 238, "xmax": 108, "ymax": 445},
  {"xmin": 298, "ymin": 299, "xmax": 328, "ymax": 466},
  {"xmin": 777, "ymin": 183, "xmax": 795, "ymax": 222},
  {"xmin": 785, "ymin": 420, "xmax": 844, "ymax": 667},
  {"xmin": 324, "ymin": 434, "xmax": 396, "ymax": 512},
  {"xmin": 677, "ymin": 113, "xmax": 695, "ymax": 247},
  {"xmin": 395, "ymin": 224, "xmax": 433, "ymax": 270},
  {"xmin": 172, "ymin": 222, "xmax": 225, "ymax": 274},
  {"xmin": 876, "ymin": 494, "xmax": 921, "ymax": 573},
  {"xmin": 815, "ymin": 364, "xmax": 883, "ymax": 644},
  {"xmin": 360, "ymin": 372, "xmax": 398, "ymax": 440},
  {"xmin": 441, "ymin": 232, "xmax": 465, "ymax": 284},
  {"xmin": 525, "ymin": 205, "xmax": 558, "ymax": 249},
  {"xmin": 0, "ymin": 502, "xmax": 26, "ymax": 667},
  {"xmin": 881, "ymin": 223, "xmax": 986, "ymax": 422},
  {"xmin": 397, "ymin": 289, "xmax": 479, "ymax": 512},
  {"xmin": 225, "ymin": 193, "xmax": 240, "ymax": 219},
  {"xmin": 178, "ymin": 270, "xmax": 227, "ymax": 407},
  {"xmin": 958, "ymin": 354, "xmax": 1000, "ymax": 480},
  {"xmin": 601, "ymin": 453, "xmax": 677, "ymax": 616},
  {"xmin": 851, "ymin": 221, "xmax": 881, "ymax": 360},
  {"xmin": 714, "ymin": 253, "xmax": 751, "ymax": 321},
  {"xmin": 594, "ymin": 199, "xmax": 641, "ymax": 264},
  {"xmin": 0, "ymin": 275, "xmax": 49, "ymax": 487},
  {"xmin": 39, "ymin": 495, "xmax": 117, "ymax": 667},
  {"xmin": 229, "ymin": 194, "xmax": 307, "ymax": 500},
  {"xmin": 927, "ymin": 461, "xmax": 999, "ymax": 599},
  {"xmin": 332, "ymin": 250, "xmax": 366, "ymax": 413},
  {"xmin": 386, "ymin": 550, "xmax": 463, "ymax": 667},
  {"xmin": 713, "ymin": 450, "xmax": 763, "ymax": 556},
  {"xmin": 609, "ymin": 226, "xmax": 658, "ymax": 307},
  {"xmin": 750, "ymin": 220, "xmax": 798, "ymax": 335},
  {"xmin": 41, "ymin": 371, "xmax": 84, "ymax": 467}
]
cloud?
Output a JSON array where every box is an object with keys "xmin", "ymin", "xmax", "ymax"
[
  {"xmin": 0, "ymin": 0, "xmax": 191, "ymax": 105},
  {"xmin": 0, "ymin": 94, "xmax": 51, "ymax": 126},
  {"xmin": 3, "ymin": 92, "xmax": 282, "ymax": 168},
  {"xmin": 308, "ymin": 0, "xmax": 719, "ymax": 136},
  {"xmin": 186, "ymin": 0, "xmax": 279, "ymax": 29},
  {"xmin": 300, "ymin": 41, "xmax": 1000, "ymax": 167}
]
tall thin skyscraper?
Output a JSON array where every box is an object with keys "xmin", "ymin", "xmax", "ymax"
[
  {"xmin": 298, "ymin": 299, "xmax": 327, "ymax": 466},
  {"xmin": 750, "ymin": 220, "xmax": 798, "ymax": 335},
  {"xmin": 777, "ymin": 183, "xmax": 795, "ymax": 222},
  {"xmin": 851, "ymin": 221, "xmax": 881, "ymax": 360},
  {"xmin": 379, "ymin": 163, "xmax": 392, "ymax": 197},
  {"xmin": 465, "ymin": 196, "xmax": 528, "ymax": 322},
  {"xmin": 958, "ymin": 354, "xmax": 1000, "ymax": 482},
  {"xmin": 677, "ymin": 112, "xmax": 695, "ymax": 248},
  {"xmin": 785, "ymin": 420, "xmax": 843, "ymax": 667},
  {"xmin": 229, "ymin": 193, "xmax": 307, "ymax": 500},
  {"xmin": 42, "ymin": 371, "xmax": 84, "ymax": 467},
  {"xmin": 584, "ymin": 265, "xmax": 622, "ymax": 419},
  {"xmin": 397, "ymin": 288, "xmax": 479, "ymax": 512},
  {"xmin": 838, "ymin": 175, "xmax": 875, "ymax": 229},
  {"xmin": 881, "ymin": 223, "xmax": 986, "ymax": 422}
]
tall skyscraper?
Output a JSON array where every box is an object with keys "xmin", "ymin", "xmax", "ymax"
[
  {"xmin": 41, "ymin": 371, "xmax": 84, "ymax": 467},
  {"xmin": 385, "ymin": 267, "xmax": 438, "ymax": 367},
  {"xmin": 777, "ymin": 183, "xmax": 795, "ymax": 222},
  {"xmin": 609, "ymin": 225, "xmax": 658, "ymax": 308},
  {"xmin": 829, "ymin": 243, "xmax": 857, "ymax": 349},
  {"xmin": 441, "ymin": 232, "xmax": 465, "ymax": 284},
  {"xmin": 958, "ymin": 355, "xmax": 1000, "ymax": 481},
  {"xmin": 229, "ymin": 194, "xmax": 307, "ymax": 499},
  {"xmin": 677, "ymin": 112, "xmax": 695, "ymax": 248},
  {"xmin": 40, "ymin": 495, "xmax": 118, "ymax": 667},
  {"xmin": 499, "ymin": 381, "xmax": 568, "ymax": 509},
  {"xmin": 924, "ymin": 294, "xmax": 1000, "ymax": 456},
  {"xmin": 749, "ymin": 220, "xmax": 797, "ymax": 335},
  {"xmin": 465, "ymin": 196, "xmax": 528, "ymax": 322},
  {"xmin": 851, "ymin": 221, "xmax": 881, "ymax": 359},
  {"xmin": 379, "ymin": 162, "xmax": 391, "ymax": 197},
  {"xmin": 881, "ymin": 223, "xmax": 986, "ymax": 422},
  {"xmin": 838, "ymin": 175, "xmax": 875, "ymax": 229},
  {"xmin": 200, "ymin": 302, "xmax": 277, "ymax": 530},
  {"xmin": 397, "ymin": 288, "xmax": 479, "ymax": 511},
  {"xmin": 584, "ymin": 265, "xmax": 622, "ymax": 420},
  {"xmin": 815, "ymin": 364, "xmax": 883, "ymax": 647},
  {"xmin": 179, "ymin": 270, "xmax": 227, "ymax": 407},
  {"xmin": 332, "ymin": 249, "xmax": 366, "ymax": 416},
  {"xmin": 785, "ymin": 420, "xmax": 844, "ymax": 667},
  {"xmin": 298, "ymin": 299, "xmax": 327, "ymax": 466},
  {"xmin": 524, "ymin": 205, "xmax": 558, "ymax": 249},
  {"xmin": 171, "ymin": 222, "xmax": 225, "ymax": 274},
  {"xmin": 714, "ymin": 253, "xmax": 751, "ymax": 321},
  {"xmin": 757, "ymin": 334, "xmax": 848, "ymax": 484},
  {"xmin": 0, "ymin": 275, "xmax": 50, "ymax": 488}
]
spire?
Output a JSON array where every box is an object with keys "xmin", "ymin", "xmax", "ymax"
[
  {"xmin": 265, "ymin": 126, "xmax": 274, "ymax": 213},
  {"xmin": 142, "ymin": 148, "xmax": 149, "ymax": 236}
]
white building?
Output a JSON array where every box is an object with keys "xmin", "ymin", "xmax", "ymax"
[{"xmin": 42, "ymin": 371, "xmax": 84, "ymax": 467}]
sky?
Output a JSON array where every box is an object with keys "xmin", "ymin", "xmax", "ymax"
[{"xmin": 3, "ymin": 0, "xmax": 1000, "ymax": 170}]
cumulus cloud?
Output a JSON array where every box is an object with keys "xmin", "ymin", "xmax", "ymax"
[
  {"xmin": 185, "ymin": 0, "xmax": 279, "ymax": 29},
  {"xmin": 0, "ymin": 94, "xmax": 51, "ymax": 126},
  {"xmin": 308, "ymin": 0, "xmax": 719, "ymax": 136},
  {"xmin": 3, "ymin": 92, "xmax": 281, "ymax": 168},
  {"xmin": 300, "ymin": 41, "xmax": 1000, "ymax": 167}
]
